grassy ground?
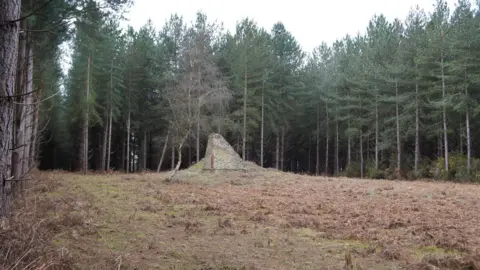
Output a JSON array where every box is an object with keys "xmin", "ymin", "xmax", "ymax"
[{"xmin": 1, "ymin": 166, "xmax": 480, "ymax": 269}]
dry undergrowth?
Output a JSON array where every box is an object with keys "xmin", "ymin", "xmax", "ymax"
[
  {"xmin": 0, "ymin": 170, "xmax": 74, "ymax": 270},
  {"xmin": 2, "ymin": 167, "xmax": 480, "ymax": 269}
]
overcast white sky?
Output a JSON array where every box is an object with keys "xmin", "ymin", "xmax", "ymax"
[{"xmin": 122, "ymin": 0, "xmax": 459, "ymax": 53}]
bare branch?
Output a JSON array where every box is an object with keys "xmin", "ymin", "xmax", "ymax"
[
  {"xmin": 6, "ymin": 0, "xmax": 55, "ymax": 23},
  {"xmin": 12, "ymin": 90, "xmax": 60, "ymax": 105},
  {"xmin": 0, "ymin": 88, "xmax": 41, "ymax": 99}
]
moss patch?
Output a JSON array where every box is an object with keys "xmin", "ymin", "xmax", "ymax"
[
  {"xmin": 189, "ymin": 159, "xmax": 204, "ymax": 170},
  {"xmin": 414, "ymin": 245, "xmax": 463, "ymax": 259}
]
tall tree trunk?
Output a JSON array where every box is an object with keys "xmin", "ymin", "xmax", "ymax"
[
  {"xmin": 441, "ymin": 46, "xmax": 448, "ymax": 172},
  {"xmin": 30, "ymin": 68, "xmax": 42, "ymax": 169},
  {"xmin": 30, "ymin": 101, "xmax": 40, "ymax": 168},
  {"xmin": 335, "ymin": 118, "xmax": 339, "ymax": 174},
  {"xmin": 22, "ymin": 34, "xmax": 33, "ymax": 176},
  {"xmin": 96, "ymin": 132, "xmax": 101, "ymax": 170},
  {"xmin": 242, "ymin": 69, "xmax": 247, "ymax": 161},
  {"xmin": 157, "ymin": 129, "xmax": 169, "ymax": 172},
  {"xmin": 236, "ymin": 136, "xmax": 240, "ymax": 154},
  {"xmin": 100, "ymin": 111, "xmax": 108, "ymax": 172},
  {"xmin": 171, "ymin": 145, "xmax": 175, "ymax": 170},
  {"xmin": 308, "ymin": 141, "xmax": 311, "ymax": 173},
  {"xmin": 82, "ymin": 55, "xmax": 91, "ymax": 174},
  {"xmin": 0, "ymin": 0, "xmax": 20, "ymax": 216},
  {"xmin": 466, "ymin": 111, "xmax": 471, "ymax": 172},
  {"xmin": 360, "ymin": 129, "xmax": 364, "ymax": 179},
  {"xmin": 126, "ymin": 72, "xmax": 131, "ymax": 173},
  {"xmin": 334, "ymin": 89, "xmax": 339, "ymax": 174},
  {"xmin": 125, "ymin": 113, "xmax": 130, "ymax": 173},
  {"xmin": 375, "ymin": 87, "xmax": 379, "ymax": 170},
  {"xmin": 188, "ymin": 136, "xmax": 192, "ymax": 166},
  {"xmin": 121, "ymin": 133, "xmax": 125, "ymax": 171},
  {"xmin": 347, "ymin": 121, "xmax": 351, "ymax": 168},
  {"xmin": 106, "ymin": 102, "xmax": 113, "ymax": 171},
  {"xmin": 12, "ymin": 18, "xmax": 26, "ymax": 187},
  {"xmin": 131, "ymin": 134, "xmax": 135, "ymax": 172},
  {"xmin": 347, "ymin": 95, "xmax": 351, "ymax": 167},
  {"xmin": 459, "ymin": 124, "xmax": 463, "ymax": 154},
  {"xmin": 275, "ymin": 133, "xmax": 279, "ymax": 170},
  {"xmin": 316, "ymin": 105, "xmax": 320, "ymax": 175},
  {"xmin": 395, "ymin": 80, "xmax": 401, "ymax": 172},
  {"xmin": 325, "ymin": 103, "xmax": 329, "ymax": 175},
  {"xmin": 280, "ymin": 128, "xmax": 285, "ymax": 171},
  {"xmin": 149, "ymin": 134, "xmax": 153, "ymax": 169},
  {"xmin": 106, "ymin": 59, "xmax": 114, "ymax": 171},
  {"xmin": 414, "ymin": 80, "xmax": 420, "ymax": 176},
  {"xmin": 465, "ymin": 66, "xmax": 471, "ymax": 174},
  {"xmin": 142, "ymin": 130, "xmax": 147, "ymax": 171},
  {"xmin": 196, "ymin": 107, "xmax": 200, "ymax": 163},
  {"xmin": 260, "ymin": 80, "xmax": 264, "ymax": 167},
  {"xmin": 167, "ymin": 131, "xmax": 190, "ymax": 181},
  {"xmin": 438, "ymin": 135, "xmax": 443, "ymax": 158},
  {"xmin": 367, "ymin": 133, "xmax": 370, "ymax": 163}
]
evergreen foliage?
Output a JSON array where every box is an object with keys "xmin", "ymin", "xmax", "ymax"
[{"xmin": 23, "ymin": 0, "xmax": 480, "ymax": 182}]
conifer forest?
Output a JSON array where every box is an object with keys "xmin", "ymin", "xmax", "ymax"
[{"xmin": 3, "ymin": 0, "xmax": 480, "ymax": 215}]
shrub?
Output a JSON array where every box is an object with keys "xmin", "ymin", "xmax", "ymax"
[
  {"xmin": 366, "ymin": 166, "xmax": 385, "ymax": 179},
  {"xmin": 344, "ymin": 162, "xmax": 361, "ymax": 178},
  {"xmin": 433, "ymin": 153, "xmax": 480, "ymax": 182},
  {"xmin": 384, "ymin": 167, "xmax": 397, "ymax": 180},
  {"xmin": 416, "ymin": 158, "xmax": 433, "ymax": 179}
]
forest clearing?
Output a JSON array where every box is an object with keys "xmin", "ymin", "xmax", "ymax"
[
  {"xmin": 5, "ymin": 0, "xmax": 480, "ymax": 269},
  {"xmin": 2, "ymin": 168, "xmax": 479, "ymax": 269}
]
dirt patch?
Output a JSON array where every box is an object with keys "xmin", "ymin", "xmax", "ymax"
[{"xmin": 3, "ymin": 170, "xmax": 480, "ymax": 269}]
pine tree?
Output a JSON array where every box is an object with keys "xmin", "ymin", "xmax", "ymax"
[
  {"xmin": 419, "ymin": 0, "xmax": 452, "ymax": 173},
  {"xmin": 449, "ymin": 0, "xmax": 477, "ymax": 174},
  {"xmin": 403, "ymin": 6, "xmax": 428, "ymax": 177},
  {"xmin": 270, "ymin": 22, "xmax": 305, "ymax": 170}
]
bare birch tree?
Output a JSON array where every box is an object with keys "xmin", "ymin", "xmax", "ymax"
[{"xmin": 165, "ymin": 14, "xmax": 230, "ymax": 180}]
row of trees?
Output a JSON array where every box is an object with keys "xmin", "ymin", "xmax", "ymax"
[
  {"xmin": 39, "ymin": 0, "xmax": 480, "ymax": 182},
  {"xmin": 54, "ymin": 4, "xmax": 307, "ymax": 175},
  {"xmin": 3, "ymin": 0, "xmax": 480, "ymax": 215},
  {"xmin": 0, "ymin": 0, "xmax": 131, "ymax": 216}
]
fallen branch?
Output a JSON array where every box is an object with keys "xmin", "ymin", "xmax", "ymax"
[
  {"xmin": 115, "ymin": 255, "xmax": 122, "ymax": 270},
  {"xmin": 7, "ymin": 248, "xmax": 31, "ymax": 270},
  {"xmin": 97, "ymin": 230, "xmax": 114, "ymax": 254}
]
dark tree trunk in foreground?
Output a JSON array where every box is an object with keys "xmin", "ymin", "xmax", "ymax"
[{"xmin": 0, "ymin": 0, "xmax": 21, "ymax": 216}]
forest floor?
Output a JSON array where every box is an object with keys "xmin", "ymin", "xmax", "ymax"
[{"xmin": 2, "ymin": 165, "xmax": 480, "ymax": 270}]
